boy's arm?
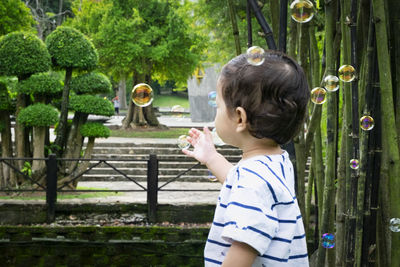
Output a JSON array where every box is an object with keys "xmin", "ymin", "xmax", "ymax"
[
  {"xmin": 182, "ymin": 127, "xmax": 233, "ymax": 183},
  {"xmin": 222, "ymin": 241, "xmax": 258, "ymax": 267}
]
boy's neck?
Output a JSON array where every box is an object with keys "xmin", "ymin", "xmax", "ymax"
[{"xmin": 240, "ymin": 137, "xmax": 283, "ymax": 160}]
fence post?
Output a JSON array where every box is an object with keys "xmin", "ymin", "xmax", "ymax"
[
  {"xmin": 46, "ymin": 154, "xmax": 58, "ymax": 223},
  {"xmin": 147, "ymin": 154, "xmax": 158, "ymax": 223}
]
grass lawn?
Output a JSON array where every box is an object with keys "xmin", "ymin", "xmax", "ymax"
[
  {"xmin": 152, "ymin": 94, "xmax": 189, "ymax": 108},
  {"xmin": 111, "ymin": 128, "xmax": 190, "ymax": 138},
  {"xmin": 0, "ymin": 187, "xmax": 124, "ymax": 200}
]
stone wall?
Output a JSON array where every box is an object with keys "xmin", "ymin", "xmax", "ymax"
[{"xmin": 0, "ymin": 226, "xmax": 209, "ymax": 266}]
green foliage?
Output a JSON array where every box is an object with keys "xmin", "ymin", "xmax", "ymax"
[
  {"xmin": 80, "ymin": 122, "xmax": 110, "ymax": 138},
  {"xmin": 67, "ymin": 0, "xmax": 203, "ymax": 83},
  {"xmin": 21, "ymin": 161, "xmax": 32, "ymax": 178},
  {"xmin": 70, "ymin": 72, "xmax": 111, "ymax": 94},
  {"xmin": 69, "ymin": 94, "xmax": 114, "ymax": 116},
  {"xmin": 0, "ymin": 32, "xmax": 51, "ymax": 78},
  {"xmin": 45, "ymin": 26, "xmax": 98, "ymax": 70},
  {"xmin": 17, "ymin": 103, "xmax": 59, "ymax": 127},
  {"xmin": 16, "ymin": 72, "xmax": 63, "ymax": 95},
  {"xmin": 0, "ymin": 120, "xmax": 5, "ymax": 133},
  {"xmin": 0, "ymin": 81, "xmax": 12, "ymax": 111},
  {"xmin": 0, "ymin": 0, "xmax": 36, "ymax": 36}
]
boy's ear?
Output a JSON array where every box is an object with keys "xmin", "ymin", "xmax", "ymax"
[{"xmin": 235, "ymin": 107, "xmax": 248, "ymax": 132}]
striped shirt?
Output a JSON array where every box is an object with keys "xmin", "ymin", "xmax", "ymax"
[{"xmin": 204, "ymin": 151, "xmax": 309, "ymax": 266}]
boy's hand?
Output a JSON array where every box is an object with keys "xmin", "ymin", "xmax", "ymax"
[{"xmin": 182, "ymin": 127, "xmax": 217, "ymax": 165}]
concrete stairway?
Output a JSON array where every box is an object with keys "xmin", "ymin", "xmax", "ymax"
[{"xmin": 82, "ymin": 141, "xmax": 242, "ymax": 182}]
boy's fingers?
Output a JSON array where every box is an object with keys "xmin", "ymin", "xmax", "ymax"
[{"xmin": 182, "ymin": 149, "xmax": 193, "ymax": 158}]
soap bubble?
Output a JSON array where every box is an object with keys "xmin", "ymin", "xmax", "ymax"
[
  {"xmin": 212, "ymin": 128, "xmax": 225, "ymax": 146},
  {"xmin": 131, "ymin": 83, "xmax": 154, "ymax": 107},
  {"xmin": 389, "ymin": 218, "xmax": 400, "ymax": 232},
  {"xmin": 338, "ymin": 65, "xmax": 356, "ymax": 82},
  {"xmin": 290, "ymin": 0, "xmax": 315, "ymax": 23},
  {"xmin": 323, "ymin": 75, "xmax": 340, "ymax": 92},
  {"xmin": 350, "ymin": 159, "xmax": 359, "ymax": 170},
  {"xmin": 321, "ymin": 233, "xmax": 335, "ymax": 248},
  {"xmin": 208, "ymin": 91, "xmax": 217, "ymax": 108},
  {"xmin": 360, "ymin": 115, "xmax": 374, "ymax": 131},
  {"xmin": 310, "ymin": 87, "xmax": 327, "ymax": 104},
  {"xmin": 208, "ymin": 170, "xmax": 218, "ymax": 182},
  {"xmin": 177, "ymin": 135, "xmax": 190, "ymax": 150},
  {"xmin": 246, "ymin": 46, "xmax": 265, "ymax": 66}
]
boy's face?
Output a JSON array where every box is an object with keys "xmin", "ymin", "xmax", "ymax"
[{"xmin": 214, "ymin": 78, "xmax": 238, "ymax": 146}]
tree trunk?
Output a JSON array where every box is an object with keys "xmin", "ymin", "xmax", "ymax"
[
  {"xmin": 15, "ymin": 93, "xmax": 27, "ymax": 184},
  {"xmin": 31, "ymin": 126, "xmax": 46, "ymax": 181},
  {"xmin": 0, "ymin": 110, "xmax": 13, "ymax": 188},
  {"xmin": 372, "ymin": 0, "xmax": 400, "ymax": 265},
  {"xmin": 118, "ymin": 78, "xmax": 127, "ymax": 110},
  {"xmin": 54, "ymin": 67, "xmax": 73, "ymax": 155},
  {"xmin": 269, "ymin": 0, "xmax": 280, "ymax": 47},
  {"xmin": 63, "ymin": 112, "xmax": 88, "ymax": 173}
]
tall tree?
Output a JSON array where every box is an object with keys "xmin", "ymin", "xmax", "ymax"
[{"xmin": 0, "ymin": 0, "xmax": 35, "ymax": 36}]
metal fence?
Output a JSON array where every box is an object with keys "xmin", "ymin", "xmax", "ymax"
[{"xmin": 0, "ymin": 154, "xmax": 218, "ymax": 223}]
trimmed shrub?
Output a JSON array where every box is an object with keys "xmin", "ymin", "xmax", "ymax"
[
  {"xmin": 17, "ymin": 103, "xmax": 59, "ymax": 127},
  {"xmin": 45, "ymin": 26, "xmax": 98, "ymax": 70},
  {"xmin": 0, "ymin": 32, "xmax": 51, "ymax": 78},
  {"xmin": 69, "ymin": 94, "xmax": 114, "ymax": 116},
  {"xmin": 80, "ymin": 122, "xmax": 111, "ymax": 138},
  {"xmin": 70, "ymin": 73, "xmax": 111, "ymax": 95},
  {"xmin": 16, "ymin": 73, "xmax": 63, "ymax": 95},
  {"xmin": 0, "ymin": 82, "xmax": 12, "ymax": 111}
]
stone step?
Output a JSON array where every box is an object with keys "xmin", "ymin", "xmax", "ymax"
[
  {"xmin": 90, "ymin": 153, "xmax": 242, "ymax": 162},
  {"xmin": 80, "ymin": 174, "xmax": 218, "ymax": 182},
  {"xmin": 86, "ymin": 161, "xmax": 217, "ymax": 169},
  {"xmin": 91, "ymin": 146, "xmax": 242, "ymax": 155},
  {"xmin": 85, "ymin": 167, "xmax": 213, "ymax": 176}
]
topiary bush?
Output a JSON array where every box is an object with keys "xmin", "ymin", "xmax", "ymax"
[
  {"xmin": 69, "ymin": 94, "xmax": 114, "ymax": 116},
  {"xmin": 45, "ymin": 26, "xmax": 98, "ymax": 70},
  {"xmin": 17, "ymin": 103, "xmax": 59, "ymax": 127},
  {"xmin": 0, "ymin": 82, "xmax": 13, "ymax": 111},
  {"xmin": 16, "ymin": 72, "xmax": 63, "ymax": 96},
  {"xmin": 0, "ymin": 32, "xmax": 51, "ymax": 78},
  {"xmin": 70, "ymin": 73, "xmax": 111, "ymax": 95},
  {"xmin": 80, "ymin": 122, "xmax": 111, "ymax": 138}
]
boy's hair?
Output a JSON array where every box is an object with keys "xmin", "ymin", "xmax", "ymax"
[{"xmin": 219, "ymin": 50, "xmax": 310, "ymax": 145}]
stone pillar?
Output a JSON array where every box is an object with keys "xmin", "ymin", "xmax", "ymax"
[{"xmin": 187, "ymin": 65, "xmax": 219, "ymax": 122}]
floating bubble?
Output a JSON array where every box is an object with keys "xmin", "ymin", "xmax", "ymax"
[
  {"xmin": 360, "ymin": 115, "xmax": 374, "ymax": 131},
  {"xmin": 321, "ymin": 233, "xmax": 335, "ymax": 248},
  {"xmin": 208, "ymin": 91, "xmax": 217, "ymax": 108},
  {"xmin": 389, "ymin": 218, "xmax": 400, "ymax": 232},
  {"xmin": 290, "ymin": 0, "xmax": 315, "ymax": 23},
  {"xmin": 131, "ymin": 83, "xmax": 154, "ymax": 107},
  {"xmin": 350, "ymin": 159, "xmax": 359, "ymax": 170},
  {"xmin": 208, "ymin": 170, "xmax": 218, "ymax": 182},
  {"xmin": 212, "ymin": 128, "xmax": 225, "ymax": 146},
  {"xmin": 338, "ymin": 65, "xmax": 356, "ymax": 82},
  {"xmin": 310, "ymin": 87, "xmax": 327, "ymax": 104},
  {"xmin": 246, "ymin": 46, "xmax": 265, "ymax": 66},
  {"xmin": 323, "ymin": 75, "xmax": 340, "ymax": 92},
  {"xmin": 177, "ymin": 135, "xmax": 190, "ymax": 150}
]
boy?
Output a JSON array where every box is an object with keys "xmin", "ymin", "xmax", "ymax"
[
  {"xmin": 182, "ymin": 50, "xmax": 310, "ymax": 266},
  {"xmin": 112, "ymin": 95, "xmax": 120, "ymax": 115}
]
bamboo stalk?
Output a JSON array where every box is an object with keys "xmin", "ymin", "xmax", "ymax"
[
  {"xmin": 227, "ymin": 0, "xmax": 241, "ymax": 55},
  {"xmin": 317, "ymin": 0, "xmax": 339, "ymax": 266},
  {"xmin": 372, "ymin": 0, "xmax": 400, "ymax": 265},
  {"xmin": 305, "ymin": 152, "xmax": 314, "ymax": 236},
  {"xmin": 246, "ymin": 0, "xmax": 252, "ymax": 48},
  {"xmin": 248, "ymin": 0, "xmax": 277, "ymax": 49},
  {"xmin": 279, "ymin": 0, "xmax": 288, "ymax": 52}
]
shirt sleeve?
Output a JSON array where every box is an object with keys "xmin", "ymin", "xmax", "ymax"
[{"xmin": 220, "ymin": 168, "xmax": 279, "ymax": 256}]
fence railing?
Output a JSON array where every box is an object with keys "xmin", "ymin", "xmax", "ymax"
[{"xmin": 0, "ymin": 154, "xmax": 218, "ymax": 223}]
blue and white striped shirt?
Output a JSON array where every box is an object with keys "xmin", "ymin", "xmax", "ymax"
[{"xmin": 204, "ymin": 151, "xmax": 309, "ymax": 266}]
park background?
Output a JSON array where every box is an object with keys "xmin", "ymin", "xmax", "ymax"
[{"xmin": 0, "ymin": 0, "xmax": 400, "ymax": 266}]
